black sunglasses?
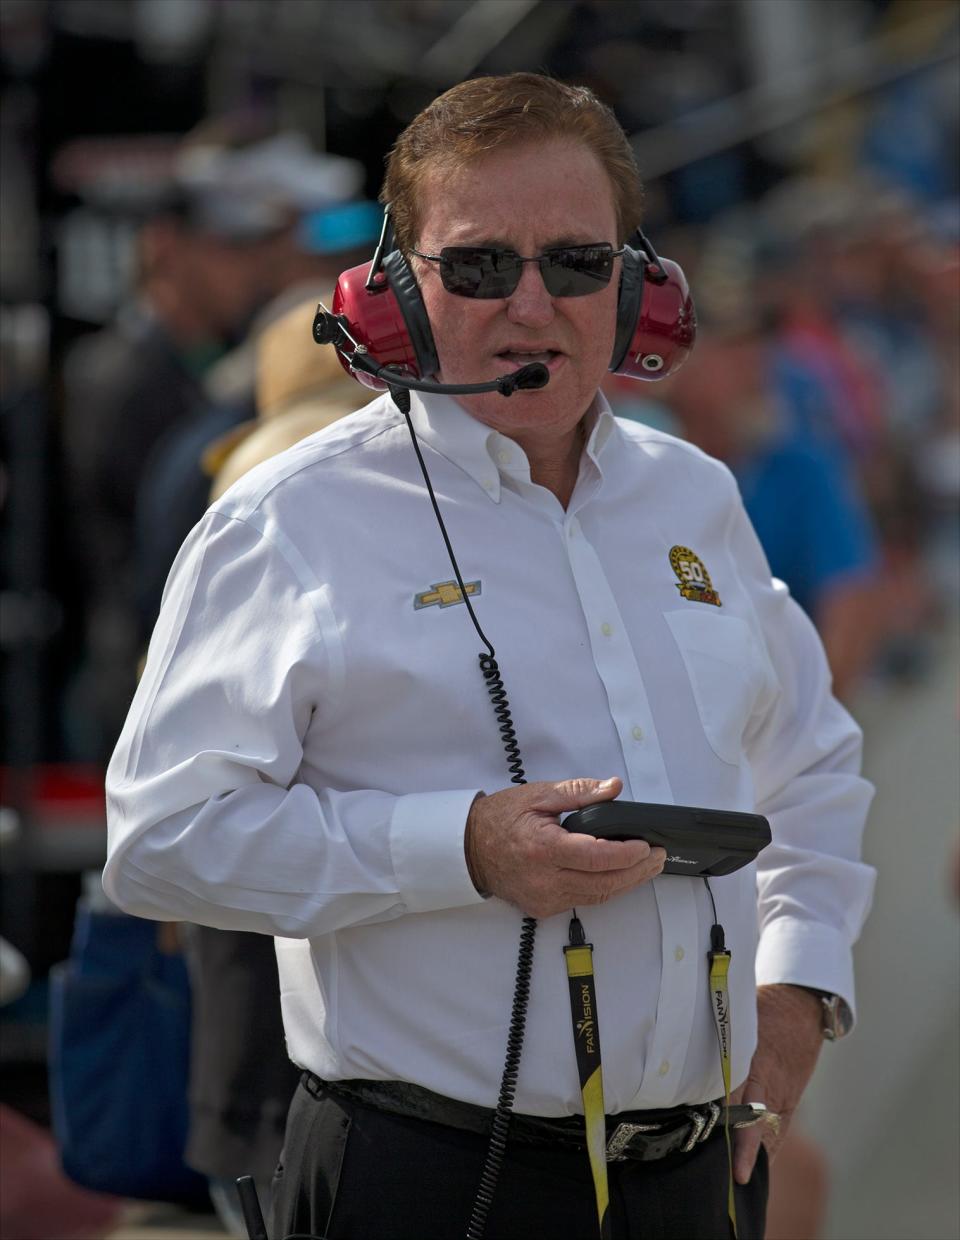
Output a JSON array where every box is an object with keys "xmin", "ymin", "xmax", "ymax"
[{"xmin": 409, "ymin": 242, "xmax": 624, "ymax": 300}]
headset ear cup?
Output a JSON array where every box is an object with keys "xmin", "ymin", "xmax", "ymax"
[
  {"xmin": 610, "ymin": 245, "xmax": 696, "ymax": 381},
  {"xmin": 610, "ymin": 247, "xmax": 644, "ymax": 373},
  {"xmin": 383, "ymin": 250, "xmax": 440, "ymax": 377}
]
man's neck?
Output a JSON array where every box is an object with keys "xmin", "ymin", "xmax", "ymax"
[{"xmin": 511, "ymin": 421, "xmax": 586, "ymax": 509}]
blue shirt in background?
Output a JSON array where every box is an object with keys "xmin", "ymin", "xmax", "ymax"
[{"xmin": 733, "ymin": 438, "xmax": 878, "ymax": 618}]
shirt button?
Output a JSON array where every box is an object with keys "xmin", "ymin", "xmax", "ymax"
[
  {"xmin": 601, "ymin": 622, "xmax": 613, "ymax": 637},
  {"xmin": 484, "ymin": 479, "xmax": 497, "ymax": 492},
  {"xmin": 674, "ymin": 946, "xmax": 685, "ymax": 962},
  {"xmin": 632, "ymin": 726, "xmax": 644, "ymax": 741},
  {"xmin": 658, "ymin": 1059, "xmax": 671, "ymax": 1077},
  {"xmin": 496, "ymin": 449, "xmax": 511, "ymax": 465}
]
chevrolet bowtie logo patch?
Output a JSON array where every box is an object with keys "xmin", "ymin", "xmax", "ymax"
[
  {"xmin": 669, "ymin": 545, "xmax": 722, "ymax": 606},
  {"xmin": 414, "ymin": 580, "xmax": 481, "ymax": 610}
]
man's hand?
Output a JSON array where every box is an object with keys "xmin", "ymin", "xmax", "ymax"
[
  {"xmin": 464, "ymin": 777, "xmax": 666, "ymax": 918},
  {"xmin": 733, "ymin": 984, "xmax": 823, "ymax": 1184}
]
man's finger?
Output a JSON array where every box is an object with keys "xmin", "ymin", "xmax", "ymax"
[
  {"xmin": 557, "ymin": 851, "xmax": 667, "ymax": 901},
  {"xmin": 733, "ymin": 1123, "xmax": 763, "ymax": 1185},
  {"xmin": 733, "ymin": 1073, "xmax": 772, "ymax": 1184},
  {"xmin": 552, "ymin": 831, "xmax": 655, "ymax": 872},
  {"xmin": 533, "ymin": 776, "xmax": 623, "ymax": 815}
]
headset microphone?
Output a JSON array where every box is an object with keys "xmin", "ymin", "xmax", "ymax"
[
  {"xmin": 354, "ymin": 359, "xmax": 550, "ymax": 398},
  {"xmin": 313, "ymin": 305, "xmax": 549, "ymax": 397}
]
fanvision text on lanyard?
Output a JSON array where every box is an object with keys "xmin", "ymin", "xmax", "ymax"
[
  {"xmin": 391, "ymin": 384, "xmax": 748, "ymax": 1240},
  {"xmin": 563, "ymin": 886, "xmax": 738, "ymax": 1240}
]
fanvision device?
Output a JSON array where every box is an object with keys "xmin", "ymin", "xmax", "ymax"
[{"xmin": 562, "ymin": 801, "xmax": 771, "ymax": 877}]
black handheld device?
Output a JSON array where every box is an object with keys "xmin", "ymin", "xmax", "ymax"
[{"xmin": 562, "ymin": 801, "xmax": 771, "ymax": 877}]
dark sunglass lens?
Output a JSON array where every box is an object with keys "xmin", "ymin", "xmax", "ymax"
[
  {"xmin": 438, "ymin": 248, "xmax": 522, "ymax": 298},
  {"xmin": 437, "ymin": 249, "xmax": 486, "ymax": 297},
  {"xmin": 542, "ymin": 245, "xmax": 615, "ymax": 297},
  {"xmin": 481, "ymin": 249, "xmax": 525, "ymax": 298}
]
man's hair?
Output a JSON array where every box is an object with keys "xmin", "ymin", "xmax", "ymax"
[{"xmin": 381, "ymin": 73, "xmax": 644, "ymax": 252}]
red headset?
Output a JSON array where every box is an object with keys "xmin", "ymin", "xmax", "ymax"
[{"xmin": 322, "ymin": 214, "xmax": 696, "ymax": 393}]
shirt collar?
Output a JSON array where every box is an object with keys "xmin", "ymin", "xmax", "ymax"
[{"xmin": 407, "ymin": 390, "xmax": 619, "ymax": 504}]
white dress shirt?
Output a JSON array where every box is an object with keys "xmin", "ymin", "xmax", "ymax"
[{"xmin": 104, "ymin": 390, "xmax": 875, "ymax": 1116}]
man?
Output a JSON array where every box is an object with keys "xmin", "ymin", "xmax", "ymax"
[{"xmin": 104, "ymin": 74, "xmax": 875, "ymax": 1240}]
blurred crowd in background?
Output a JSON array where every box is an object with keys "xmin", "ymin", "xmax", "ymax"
[{"xmin": 0, "ymin": 1, "xmax": 957, "ymax": 1238}]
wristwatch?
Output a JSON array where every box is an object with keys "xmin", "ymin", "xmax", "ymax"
[{"xmin": 798, "ymin": 987, "xmax": 853, "ymax": 1041}]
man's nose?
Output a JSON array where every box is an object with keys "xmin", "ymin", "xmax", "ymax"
[{"xmin": 505, "ymin": 260, "xmax": 555, "ymax": 328}]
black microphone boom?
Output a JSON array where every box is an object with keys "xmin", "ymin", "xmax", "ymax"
[
  {"xmin": 313, "ymin": 306, "xmax": 549, "ymax": 398},
  {"xmin": 360, "ymin": 359, "xmax": 549, "ymax": 397}
]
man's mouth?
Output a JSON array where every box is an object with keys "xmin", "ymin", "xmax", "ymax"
[{"xmin": 495, "ymin": 349, "xmax": 564, "ymax": 372}]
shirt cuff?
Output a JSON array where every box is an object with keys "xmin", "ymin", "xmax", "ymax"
[
  {"xmin": 389, "ymin": 789, "xmax": 487, "ymax": 914},
  {"xmin": 755, "ymin": 917, "xmax": 858, "ymax": 1025}
]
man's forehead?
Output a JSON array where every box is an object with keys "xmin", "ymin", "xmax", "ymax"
[
  {"xmin": 418, "ymin": 137, "xmax": 596, "ymax": 190},
  {"xmin": 414, "ymin": 142, "xmax": 616, "ymax": 247}
]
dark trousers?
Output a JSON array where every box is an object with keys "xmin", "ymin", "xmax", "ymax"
[{"xmin": 270, "ymin": 1077, "xmax": 768, "ymax": 1240}]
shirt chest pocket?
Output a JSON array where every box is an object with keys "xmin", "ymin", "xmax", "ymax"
[{"xmin": 664, "ymin": 609, "xmax": 778, "ymax": 766}]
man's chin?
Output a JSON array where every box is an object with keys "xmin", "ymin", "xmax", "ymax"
[
  {"xmin": 454, "ymin": 384, "xmax": 590, "ymax": 440},
  {"xmin": 436, "ymin": 353, "xmax": 567, "ymax": 388}
]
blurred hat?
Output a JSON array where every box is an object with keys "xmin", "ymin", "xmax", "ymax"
[
  {"xmin": 760, "ymin": 174, "xmax": 917, "ymax": 259},
  {"xmin": 690, "ymin": 208, "xmax": 770, "ymax": 336},
  {"xmin": 255, "ymin": 294, "xmax": 357, "ymax": 418},
  {"xmin": 204, "ymin": 295, "xmax": 376, "ymax": 498},
  {"xmin": 175, "ymin": 131, "xmax": 372, "ymax": 243}
]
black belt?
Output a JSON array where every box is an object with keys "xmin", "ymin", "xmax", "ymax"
[{"xmin": 303, "ymin": 1073, "xmax": 766, "ymax": 1164}]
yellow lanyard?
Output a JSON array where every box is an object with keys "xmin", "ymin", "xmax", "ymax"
[
  {"xmin": 564, "ymin": 916, "xmax": 611, "ymax": 1240},
  {"xmin": 708, "ymin": 919, "xmax": 738, "ymax": 1238},
  {"xmin": 564, "ymin": 889, "xmax": 738, "ymax": 1240}
]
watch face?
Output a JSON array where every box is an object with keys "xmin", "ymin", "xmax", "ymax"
[{"xmin": 822, "ymin": 994, "xmax": 853, "ymax": 1040}]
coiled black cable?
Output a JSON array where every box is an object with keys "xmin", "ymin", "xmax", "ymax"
[
  {"xmin": 466, "ymin": 911, "xmax": 536, "ymax": 1239},
  {"xmin": 479, "ymin": 654, "xmax": 526, "ymax": 786},
  {"xmin": 392, "ymin": 387, "xmax": 538, "ymax": 1240}
]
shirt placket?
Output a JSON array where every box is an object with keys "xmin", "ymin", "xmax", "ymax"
[{"xmin": 561, "ymin": 508, "xmax": 700, "ymax": 1105}]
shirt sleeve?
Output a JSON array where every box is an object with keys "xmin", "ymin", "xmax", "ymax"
[
  {"xmin": 103, "ymin": 508, "xmax": 486, "ymax": 937},
  {"xmin": 729, "ymin": 495, "xmax": 877, "ymax": 1017}
]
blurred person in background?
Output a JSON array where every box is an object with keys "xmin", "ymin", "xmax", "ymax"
[
  {"xmin": 132, "ymin": 184, "xmax": 382, "ymax": 645},
  {"xmin": 757, "ymin": 179, "xmax": 955, "ymax": 678},
  {"xmin": 816, "ymin": 186, "xmax": 960, "ymax": 649},
  {"xmin": 60, "ymin": 122, "xmax": 368, "ymax": 762},
  {"xmin": 180, "ymin": 299, "xmax": 376, "ymax": 1238},
  {"xmin": 757, "ymin": 181, "xmax": 888, "ymax": 473}
]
